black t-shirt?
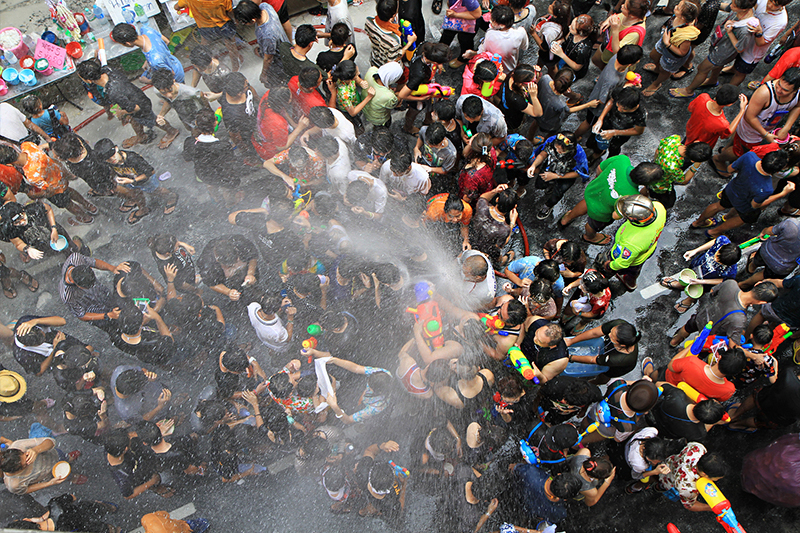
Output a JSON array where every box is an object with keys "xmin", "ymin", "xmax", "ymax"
[
  {"xmin": 152, "ymin": 245, "xmax": 196, "ymax": 293},
  {"xmin": 105, "ymin": 67, "xmax": 152, "ymax": 118},
  {"xmin": 107, "ymin": 150, "xmax": 155, "ymax": 183},
  {"xmin": 109, "ymin": 445, "xmax": 156, "ymax": 498},
  {"xmin": 653, "ymin": 384, "xmax": 707, "ymax": 441},
  {"xmin": 758, "ymin": 367, "xmax": 800, "ymax": 426},
  {"xmin": 65, "ymin": 415, "xmax": 100, "ymax": 442},
  {"xmin": 596, "ymin": 319, "xmax": 639, "ymax": 378},
  {"xmin": 521, "ymin": 319, "xmax": 568, "ymax": 370},
  {"xmin": 66, "ymin": 136, "xmax": 116, "ymax": 192},
  {"xmin": 497, "ymin": 79, "xmax": 530, "ymax": 129},
  {"xmin": 605, "ymin": 104, "xmax": 647, "ymax": 132},
  {"xmin": 220, "ymin": 88, "xmax": 258, "ymax": 137},
  {"xmin": 111, "ymin": 327, "xmax": 176, "ymax": 365},
  {"xmin": 198, "ymin": 235, "xmax": 259, "ymax": 287},
  {"xmin": 317, "ymin": 47, "xmax": 358, "ymax": 73},
  {"xmin": 0, "ymin": 203, "xmax": 48, "ymax": 246},
  {"xmin": 562, "ymin": 34, "xmax": 593, "ymax": 79},
  {"xmin": 183, "ymin": 136, "xmax": 242, "ymax": 188},
  {"xmin": 355, "ymin": 456, "xmax": 404, "ymax": 520},
  {"xmin": 13, "ymin": 314, "xmax": 68, "ymax": 374},
  {"xmin": 406, "ymin": 56, "xmax": 432, "ymax": 92}
]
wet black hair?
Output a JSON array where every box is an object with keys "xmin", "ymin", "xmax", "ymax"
[
  {"xmin": 626, "ymin": 380, "xmax": 659, "ymax": 412},
  {"xmin": 433, "ymin": 99, "xmax": 456, "ymax": 121},
  {"xmin": 257, "ymin": 292, "xmax": 283, "ymax": 314},
  {"xmin": 367, "ymin": 371, "xmax": 393, "ymax": 396},
  {"xmin": 330, "ymin": 22, "xmax": 351, "ymax": 46},
  {"xmin": 642, "ymin": 437, "xmax": 670, "ymax": 462},
  {"xmin": 300, "ymin": 432, "xmax": 331, "ymax": 460},
  {"xmin": 529, "ymin": 278, "xmax": 553, "ymax": 305},
  {"xmin": 331, "ymin": 60, "xmax": 357, "ymax": 82},
  {"xmin": 473, "ymin": 59, "xmax": 498, "ymax": 84},
  {"xmin": 196, "ymin": 108, "xmax": 217, "ymax": 134},
  {"xmin": 104, "ymin": 428, "xmax": 131, "ymax": 456},
  {"xmin": 372, "ymin": 127, "xmax": 395, "ymax": 154},
  {"xmin": 553, "ymin": 68, "xmax": 575, "ymax": 94},
  {"xmin": 151, "ymin": 68, "xmax": 176, "ymax": 92},
  {"xmin": 491, "ymin": 5, "xmax": 515, "ymax": 28},
  {"xmin": 309, "ymin": 106, "xmax": 335, "ymax": 128},
  {"xmin": 15, "ymin": 326, "xmax": 45, "ymax": 347},
  {"xmin": 295, "ymin": 24, "xmax": 317, "ymax": 48},
  {"xmin": 267, "ymin": 371, "xmax": 293, "ymax": 398},
  {"xmin": 554, "ymin": 241, "xmax": 583, "ymax": 265},
  {"xmin": 298, "ymin": 67, "xmax": 322, "ymax": 89},
  {"xmin": 696, "ymin": 452, "xmax": 727, "ymax": 478},
  {"xmin": 315, "ymin": 135, "xmax": 341, "ymax": 159},
  {"xmin": 63, "ymin": 391, "xmax": 101, "ymax": 419},
  {"xmin": 220, "ymin": 348, "xmax": 249, "ymax": 374},
  {"xmin": 428, "ymin": 427, "xmax": 457, "ymax": 457},
  {"xmin": 117, "ymin": 302, "xmax": 144, "ymax": 336},
  {"xmin": 617, "ymin": 44, "xmax": 644, "ymax": 66},
  {"xmin": 346, "ymin": 179, "xmax": 370, "ymax": 206},
  {"xmin": 540, "ymin": 375, "xmax": 603, "ymax": 407},
  {"xmin": 214, "ymin": 241, "xmax": 239, "ymax": 266},
  {"xmin": 751, "ymin": 281, "xmax": 779, "ymax": 303},
  {"xmin": 6, "ymin": 520, "xmax": 39, "ymax": 530},
  {"xmin": 781, "ymin": 67, "xmax": 800, "ymax": 89},
  {"xmin": 0, "ymin": 145, "xmax": 18, "ymax": 165},
  {"xmin": 148, "ymin": 234, "xmax": 177, "ymax": 256},
  {"xmin": 0, "ymin": 448, "xmax": 25, "ymax": 474},
  {"xmin": 751, "ymin": 324, "xmax": 773, "ymax": 347},
  {"xmin": 196, "ymin": 399, "xmax": 228, "ymax": 424},
  {"xmin": 93, "ymin": 137, "xmax": 117, "ymax": 161},
  {"xmin": 685, "ymin": 142, "xmax": 712, "ymax": 163},
  {"xmin": 495, "ymin": 189, "xmax": 519, "ymax": 214},
  {"xmin": 20, "ymin": 94, "xmax": 42, "ymax": 116},
  {"xmin": 584, "ymin": 456, "xmax": 614, "ymax": 479},
  {"xmin": 296, "ymin": 374, "xmax": 318, "ymax": 397},
  {"xmin": 372, "ymin": 263, "xmax": 401, "ymax": 285},
  {"xmin": 116, "ymin": 368, "xmax": 148, "ymax": 396},
  {"xmin": 504, "ymin": 299, "xmax": 528, "ymax": 327},
  {"xmin": 50, "ymin": 132, "xmax": 85, "ymax": 160},
  {"xmin": 551, "ymin": 472, "xmax": 583, "ymax": 499},
  {"xmin": 718, "ymin": 347, "xmax": 747, "ymax": 376},
  {"xmin": 292, "ymin": 273, "xmax": 322, "ymax": 298},
  {"xmin": 223, "ymin": 72, "xmax": 248, "ymax": 96},
  {"xmin": 70, "ymin": 265, "xmax": 96, "ymax": 289},
  {"xmin": 111, "ymin": 23, "xmax": 138, "ymax": 44},
  {"xmin": 612, "ymin": 321, "xmax": 640, "ymax": 347},
  {"xmin": 513, "ymin": 139, "xmax": 534, "ymax": 163},
  {"xmin": 716, "ymin": 243, "xmax": 741, "ymax": 266},
  {"xmin": 614, "ymin": 87, "xmax": 641, "ymax": 110},
  {"xmin": 425, "ymin": 358, "xmax": 452, "ymax": 383},
  {"xmin": 136, "ymin": 420, "xmax": 163, "ymax": 446},
  {"xmin": 762, "ymin": 151, "xmax": 790, "ymax": 174},
  {"xmin": 233, "ymin": 0, "xmax": 261, "ymax": 23},
  {"xmin": 715, "ymin": 84, "xmax": 740, "ymax": 106},
  {"xmin": 190, "ymin": 45, "xmax": 213, "ymax": 68},
  {"xmin": 497, "ymin": 376, "xmax": 523, "ymax": 398},
  {"xmin": 425, "ymin": 122, "xmax": 447, "ymax": 145},
  {"xmin": 444, "ymin": 192, "xmax": 464, "ymax": 213},
  {"xmin": 389, "ymin": 150, "xmax": 413, "ymax": 174},
  {"xmin": 462, "ymin": 96, "xmax": 484, "ymax": 119},
  {"xmin": 369, "ymin": 462, "xmax": 395, "ymax": 492},
  {"xmin": 629, "ymin": 162, "xmax": 663, "ymax": 186},
  {"xmin": 323, "ymin": 464, "xmax": 347, "ymax": 491},
  {"xmin": 582, "ymin": 270, "xmax": 609, "ymax": 295},
  {"xmin": 534, "ymin": 259, "xmax": 560, "ymax": 283},
  {"xmin": 694, "ymin": 399, "xmax": 726, "ymax": 424},
  {"xmin": 548, "ymin": 423, "xmax": 580, "ymax": 449},
  {"xmin": 76, "ymin": 59, "xmax": 103, "ymax": 81},
  {"xmin": 419, "ymin": 42, "xmax": 451, "ymax": 65},
  {"xmin": 376, "ymin": 0, "xmax": 398, "ymax": 22}
]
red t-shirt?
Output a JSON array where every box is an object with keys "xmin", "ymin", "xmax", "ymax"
[
  {"xmin": 686, "ymin": 93, "xmax": 731, "ymax": 148},
  {"xmin": 767, "ymin": 47, "xmax": 800, "ymax": 81},
  {"xmin": 665, "ymin": 356, "xmax": 735, "ymax": 402},
  {"xmin": 288, "ymin": 76, "xmax": 326, "ymax": 117}
]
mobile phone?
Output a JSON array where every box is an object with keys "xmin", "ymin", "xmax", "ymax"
[{"xmin": 133, "ymin": 298, "xmax": 150, "ymax": 313}]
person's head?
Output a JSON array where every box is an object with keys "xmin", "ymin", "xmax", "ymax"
[
  {"xmin": 610, "ymin": 321, "xmax": 640, "ymax": 348},
  {"xmin": 762, "ymin": 150, "xmax": 790, "ymax": 174},
  {"xmin": 534, "ymin": 322, "xmax": 564, "ymax": 348},
  {"xmin": 257, "ymin": 292, "xmax": 283, "ymax": 315},
  {"xmin": 685, "ymin": 142, "xmax": 712, "ymax": 163},
  {"xmin": 712, "ymin": 242, "xmax": 741, "ymax": 266},
  {"xmin": 0, "ymin": 448, "xmax": 26, "ymax": 475},
  {"xmin": 497, "ymin": 376, "xmax": 524, "ymax": 403},
  {"xmin": 329, "ymin": 22, "xmax": 351, "ymax": 47},
  {"xmin": 77, "ymin": 59, "xmax": 103, "ymax": 82},
  {"xmin": 0, "ymin": 203, "xmax": 27, "ymax": 233},
  {"xmin": 63, "ymin": 391, "xmax": 100, "ymax": 418},
  {"xmin": 70, "ymin": 265, "xmax": 96, "ymax": 289},
  {"xmin": 473, "ymin": 59, "xmax": 499, "ymax": 86},
  {"xmin": 581, "ymin": 269, "xmax": 609, "ymax": 296},
  {"xmin": 616, "ymin": 44, "xmax": 644, "ymax": 66},
  {"xmin": 295, "ymin": 24, "xmax": 318, "ymax": 48},
  {"xmin": 345, "ymin": 179, "xmax": 370, "ymax": 207},
  {"xmin": 767, "ymin": 0, "xmax": 792, "ymax": 11},
  {"xmin": 614, "ymin": 194, "xmax": 657, "ymax": 226},
  {"xmin": 693, "ymin": 399, "xmax": 726, "ymax": 424},
  {"xmin": 696, "ymin": 452, "xmax": 727, "ymax": 480},
  {"xmin": 323, "ymin": 464, "xmax": 348, "ymax": 497},
  {"xmin": 0, "ymin": 145, "xmax": 20, "ymax": 166},
  {"xmin": 432, "ymin": 99, "xmax": 456, "ymax": 122},
  {"xmin": 117, "ymin": 302, "xmax": 144, "ymax": 337},
  {"xmin": 292, "ymin": 272, "xmax": 322, "ymax": 298},
  {"xmin": 309, "ymin": 106, "xmax": 335, "ymax": 129},
  {"xmin": 315, "ymin": 136, "xmax": 341, "ymax": 160},
  {"xmin": 642, "ymin": 437, "xmax": 671, "ymax": 464},
  {"xmin": 750, "ymin": 281, "xmax": 779, "ymax": 304},
  {"xmin": 367, "ymin": 371, "xmax": 393, "ymax": 396},
  {"xmin": 190, "ymin": 45, "xmax": 213, "ymax": 69},
  {"xmin": 718, "ymin": 346, "xmax": 747, "ymax": 376},
  {"xmin": 623, "ymin": 0, "xmax": 649, "ymax": 19},
  {"xmin": 732, "ymin": 0, "xmax": 758, "ymax": 12},
  {"xmin": 219, "ymin": 348, "xmax": 249, "ymax": 374},
  {"xmin": 331, "ymin": 60, "xmax": 357, "ymax": 82},
  {"xmin": 454, "ymin": 350, "xmax": 483, "ymax": 379},
  {"xmin": 151, "ymin": 68, "xmax": 178, "ymax": 98},
  {"xmin": 371, "ymin": 127, "xmax": 395, "ymax": 157},
  {"xmin": 462, "ymin": 96, "xmax": 484, "ymax": 124},
  {"xmin": 548, "ymin": 0, "xmax": 572, "ymax": 32},
  {"xmin": 439, "ymin": 192, "xmax": 465, "ymax": 222},
  {"xmin": 675, "ymin": 0, "xmax": 698, "ymax": 22},
  {"xmin": 628, "ymin": 162, "xmax": 662, "ymax": 187},
  {"xmin": 750, "ymin": 324, "xmax": 773, "ymax": 348},
  {"xmin": 714, "ymin": 84, "xmax": 741, "ymax": 107},
  {"xmin": 625, "ymin": 379, "xmax": 659, "ymax": 413},
  {"xmin": 527, "ymin": 278, "xmax": 553, "ymax": 309},
  {"xmin": 267, "ymin": 371, "xmax": 293, "ymax": 399},
  {"xmin": 296, "ymin": 374, "xmax": 318, "ymax": 397},
  {"xmin": 233, "ymin": 0, "xmax": 261, "ymax": 24},
  {"xmin": 298, "ymin": 67, "xmax": 323, "ymax": 91},
  {"xmin": 15, "ymin": 324, "xmax": 46, "ymax": 347},
  {"xmin": 512, "ymin": 139, "xmax": 534, "ymax": 165},
  {"xmin": 136, "ymin": 420, "xmax": 164, "ymax": 446},
  {"xmin": 50, "ymin": 132, "xmax": 85, "ymax": 160},
  {"xmin": 490, "ymin": 5, "xmax": 515, "ymax": 29},
  {"xmin": 389, "ymin": 150, "xmax": 413, "ymax": 176},
  {"xmin": 509, "ymin": 63, "xmax": 538, "ymax": 93},
  {"xmin": 368, "ymin": 462, "xmax": 396, "ymax": 495},
  {"xmin": 425, "ymin": 122, "xmax": 447, "ymax": 147},
  {"xmin": 553, "ymin": 241, "xmax": 584, "ymax": 268},
  {"xmin": 554, "ymin": 132, "xmax": 578, "ymax": 157},
  {"xmin": 583, "ymin": 456, "xmax": 614, "ymax": 479},
  {"xmin": 534, "ymin": 259, "xmax": 560, "ymax": 284},
  {"xmin": 372, "ymin": 263, "xmax": 402, "ymax": 286},
  {"xmin": 375, "ymin": 0, "xmax": 398, "ymax": 23},
  {"xmin": 6, "ymin": 520, "xmax": 44, "ymax": 530},
  {"xmin": 776, "ymin": 67, "xmax": 800, "ymax": 100},
  {"xmin": 94, "ymin": 137, "xmax": 120, "ymax": 163},
  {"xmin": 148, "ymin": 233, "xmax": 177, "ymax": 257},
  {"xmin": 196, "ymin": 399, "xmax": 229, "ymax": 426},
  {"xmin": 111, "ymin": 23, "xmax": 138, "ymax": 46},
  {"xmin": 418, "ymin": 42, "xmax": 451, "ymax": 65},
  {"xmin": 462, "ymin": 254, "xmax": 489, "ymax": 281},
  {"xmin": 501, "ymin": 299, "xmax": 528, "ymax": 327},
  {"xmin": 571, "ymin": 13, "xmax": 597, "ymax": 38},
  {"xmin": 196, "ymin": 108, "xmax": 217, "ymax": 135},
  {"xmin": 614, "ymin": 86, "xmax": 641, "ymax": 113},
  {"xmin": 552, "ymin": 68, "xmax": 576, "ymax": 94},
  {"xmin": 223, "ymin": 72, "xmax": 249, "ymax": 97},
  {"xmin": 550, "ymin": 472, "xmax": 583, "ymax": 500},
  {"xmin": 115, "ymin": 368, "xmax": 147, "ymax": 396},
  {"xmin": 540, "ymin": 375, "xmax": 603, "ymax": 412},
  {"xmin": 104, "ymin": 428, "xmax": 131, "ymax": 457},
  {"xmin": 20, "ymin": 94, "xmax": 43, "ymax": 116}
]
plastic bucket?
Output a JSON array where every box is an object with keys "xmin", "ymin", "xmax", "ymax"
[
  {"xmin": 65, "ymin": 42, "xmax": 82, "ymax": 59},
  {"xmin": 19, "ymin": 55, "xmax": 34, "ymax": 70},
  {"xmin": 34, "ymin": 58, "xmax": 53, "ymax": 76},
  {"xmin": 679, "ymin": 268, "xmax": 703, "ymax": 298},
  {"xmin": 50, "ymin": 235, "xmax": 68, "ymax": 251},
  {"xmin": 18, "ymin": 68, "xmax": 36, "ymax": 86},
  {"xmin": 2, "ymin": 67, "xmax": 19, "ymax": 85},
  {"xmin": 0, "ymin": 79, "xmax": 7, "ymax": 96},
  {"xmin": 0, "ymin": 27, "xmax": 31, "ymax": 60},
  {"xmin": 41, "ymin": 30, "xmax": 57, "ymax": 43},
  {"xmin": 74, "ymin": 13, "xmax": 90, "ymax": 35}
]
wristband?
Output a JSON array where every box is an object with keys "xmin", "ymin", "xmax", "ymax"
[
  {"xmin": 248, "ymin": 356, "xmax": 257, "ymax": 364},
  {"xmin": 286, "ymin": 415, "xmax": 295, "ymax": 424},
  {"xmin": 22, "ymin": 245, "xmax": 30, "ymax": 254},
  {"xmin": 755, "ymin": 32, "xmax": 763, "ymax": 37}
]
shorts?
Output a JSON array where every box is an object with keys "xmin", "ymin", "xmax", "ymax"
[
  {"xmin": 648, "ymin": 187, "xmax": 677, "ymax": 209},
  {"xmin": 48, "ymin": 189, "xmax": 72, "ymax": 208},
  {"xmin": 276, "ymin": 2, "xmax": 289, "ymax": 23},
  {"xmin": 656, "ymin": 38, "xmax": 691, "ymax": 74},
  {"xmin": 734, "ymin": 56, "xmax": 758, "ymax": 74},
  {"xmin": 732, "ymin": 132, "xmax": 759, "ymax": 157},
  {"xmin": 719, "ymin": 186, "xmax": 761, "ymax": 223},
  {"xmin": 749, "ymin": 247, "xmax": 789, "ymax": 279},
  {"xmin": 131, "ymin": 111, "xmax": 157, "ymax": 130},
  {"xmin": 587, "ymin": 216, "xmax": 612, "ymax": 232},
  {"xmin": 198, "ymin": 20, "xmax": 237, "ymax": 42},
  {"xmin": 760, "ymin": 302, "xmax": 785, "ymax": 325},
  {"xmin": 124, "ymin": 173, "xmax": 159, "ymax": 193}
]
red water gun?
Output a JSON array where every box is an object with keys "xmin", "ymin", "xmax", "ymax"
[
  {"xmin": 497, "ymin": 159, "xmax": 528, "ymax": 170},
  {"xmin": 765, "ymin": 323, "xmax": 792, "ymax": 356},
  {"xmin": 406, "ymin": 282, "xmax": 444, "ymax": 348},
  {"xmin": 478, "ymin": 312, "xmax": 505, "ymax": 334}
]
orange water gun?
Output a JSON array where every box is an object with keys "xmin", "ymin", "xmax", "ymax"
[
  {"xmin": 677, "ymin": 382, "xmax": 730, "ymax": 423},
  {"xmin": 406, "ymin": 282, "xmax": 444, "ymax": 348}
]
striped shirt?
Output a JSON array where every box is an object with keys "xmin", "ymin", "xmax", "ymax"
[
  {"xmin": 364, "ymin": 17, "xmax": 403, "ymax": 67},
  {"xmin": 59, "ymin": 253, "xmax": 112, "ymax": 318}
]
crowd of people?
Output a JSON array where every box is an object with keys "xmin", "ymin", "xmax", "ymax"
[{"xmin": 1, "ymin": 0, "xmax": 800, "ymax": 530}]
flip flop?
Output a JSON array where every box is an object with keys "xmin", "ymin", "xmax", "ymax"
[
  {"xmin": 671, "ymin": 66, "xmax": 694, "ymax": 80},
  {"xmin": 127, "ymin": 209, "xmax": 150, "ymax": 225},
  {"xmin": 432, "ymin": 0, "xmax": 442, "ymax": 14},
  {"xmin": 747, "ymin": 80, "xmax": 762, "ymax": 90},
  {"xmin": 84, "ymin": 203, "xmax": 98, "ymax": 215},
  {"xmin": 642, "ymin": 86, "xmax": 660, "ymax": 97},
  {"xmin": 674, "ymin": 300, "xmax": 693, "ymax": 314},
  {"xmin": 660, "ymin": 276, "xmax": 682, "ymax": 289},
  {"xmin": 163, "ymin": 192, "xmax": 179, "ymax": 215},
  {"xmin": 121, "ymin": 136, "xmax": 141, "ymax": 149},
  {"xmin": 119, "ymin": 201, "xmax": 137, "ymax": 213},
  {"xmin": 641, "ymin": 356, "xmax": 655, "ymax": 376},
  {"xmin": 67, "ymin": 216, "xmax": 94, "ymax": 226},
  {"xmin": 582, "ymin": 234, "xmax": 612, "ymax": 246},
  {"xmin": 2, "ymin": 279, "xmax": 16, "ymax": 299},
  {"xmin": 668, "ymin": 88, "xmax": 695, "ymax": 99},
  {"xmin": 19, "ymin": 271, "xmax": 38, "ymax": 292}
]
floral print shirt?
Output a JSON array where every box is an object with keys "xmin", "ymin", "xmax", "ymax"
[
  {"xmin": 662, "ymin": 442, "xmax": 707, "ymax": 508},
  {"xmin": 20, "ymin": 142, "xmax": 67, "ymax": 197},
  {"xmin": 651, "ymin": 135, "xmax": 684, "ymax": 193}
]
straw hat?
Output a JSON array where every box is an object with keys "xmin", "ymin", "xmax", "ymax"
[{"xmin": 0, "ymin": 370, "xmax": 27, "ymax": 403}]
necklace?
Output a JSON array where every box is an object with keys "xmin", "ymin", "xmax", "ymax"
[{"xmin": 709, "ymin": 366, "xmax": 724, "ymax": 381}]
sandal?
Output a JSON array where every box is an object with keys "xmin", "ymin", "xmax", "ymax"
[
  {"xmin": 127, "ymin": 209, "xmax": 150, "ymax": 225},
  {"xmin": 84, "ymin": 203, "xmax": 98, "ymax": 215},
  {"xmin": 781, "ymin": 206, "xmax": 800, "ymax": 217},
  {"xmin": 164, "ymin": 192, "xmax": 179, "ymax": 215},
  {"xmin": 153, "ymin": 485, "xmax": 176, "ymax": 498},
  {"xmin": 159, "ymin": 129, "xmax": 180, "ymax": 150},
  {"xmin": 674, "ymin": 300, "xmax": 693, "ymax": 314},
  {"xmin": 642, "ymin": 85, "xmax": 660, "ymax": 97},
  {"xmin": 692, "ymin": 215, "xmax": 725, "ymax": 229},
  {"xmin": 67, "ymin": 216, "xmax": 94, "ymax": 226},
  {"xmin": 122, "ymin": 136, "xmax": 142, "ymax": 149},
  {"xmin": 671, "ymin": 66, "xmax": 694, "ymax": 80},
  {"xmin": 659, "ymin": 276, "xmax": 682, "ymax": 289},
  {"xmin": 668, "ymin": 88, "xmax": 695, "ymax": 99},
  {"xmin": 2, "ymin": 277, "xmax": 16, "ymax": 299},
  {"xmin": 119, "ymin": 201, "xmax": 137, "ymax": 213},
  {"xmin": 641, "ymin": 356, "xmax": 654, "ymax": 376},
  {"xmin": 582, "ymin": 233, "xmax": 612, "ymax": 246},
  {"xmin": 531, "ymin": 135, "xmax": 546, "ymax": 146},
  {"xmin": 19, "ymin": 251, "xmax": 30, "ymax": 263},
  {"xmin": 747, "ymin": 80, "xmax": 762, "ymax": 90},
  {"xmin": 19, "ymin": 270, "xmax": 39, "ymax": 292}
]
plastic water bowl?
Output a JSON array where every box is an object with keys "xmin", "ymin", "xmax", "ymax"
[
  {"xmin": 18, "ymin": 68, "xmax": 36, "ymax": 86},
  {"xmin": 679, "ymin": 268, "xmax": 703, "ymax": 298},
  {"xmin": 50, "ymin": 235, "xmax": 68, "ymax": 251},
  {"xmin": 2, "ymin": 67, "xmax": 19, "ymax": 85},
  {"xmin": 66, "ymin": 42, "xmax": 83, "ymax": 59},
  {"xmin": 34, "ymin": 58, "xmax": 53, "ymax": 76}
]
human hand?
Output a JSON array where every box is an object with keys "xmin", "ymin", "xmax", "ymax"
[
  {"xmin": 351, "ymin": 205, "xmax": 366, "ymax": 215},
  {"xmin": 107, "ymin": 307, "xmax": 122, "ymax": 320},
  {"xmin": 157, "ymin": 418, "xmax": 175, "ymax": 436},
  {"xmin": 655, "ymin": 463, "xmax": 671, "ymax": 476},
  {"xmin": 83, "ymin": 371, "xmax": 96, "ymax": 382},
  {"xmin": 228, "ymin": 289, "xmax": 241, "ymax": 301},
  {"xmin": 587, "ymin": 99, "xmax": 601, "ymax": 109},
  {"xmin": 367, "ymin": 87, "xmax": 376, "ymax": 97},
  {"xmin": 747, "ymin": 21, "xmax": 763, "ymax": 34},
  {"xmin": 143, "ymin": 369, "xmax": 158, "ymax": 381},
  {"xmin": 600, "ymin": 130, "xmax": 616, "ymax": 140},
  {"xmin": 164, "ymin": 263, "xmax": 178, "ymax": 283},
  {"xmin": 27, "ymin": 247, "xmax": 44, "ymax": 260},
  {"xmin": 683, "ymin": 250, "xmax": 697, "ymax": 261},
  {"xmin": 286, "ymin": 306, "xmax": 297, "ymax": 317},
  {"xmin": 608, "ymin": 14, "xmax": 621, "ymax": 29},
  {"xmin": 379, "ymin": 440, "xmax": 400, "ymax": 453},
  {"xmin": 446, "ymin": 9, "xmax": 456, "ymax": 17},
  {"xmin": 114, "ymin": 261, "xmax": 131, "ymax": 274},
  {"xmin": 343, "ymin": 44, "xmax": 355, "ymax": 60},
  {"xmin": 527, "ymin": 165, "xmax": 537, "ymax": 178},
  {"xmin": 241, "ymin": 389, "xmax": 259, "ymax": 407},
  {"xmin": 784, "ymin": 181, "xmax": 796, "ymax": 194},
  {"xmin": 462, "ymin": 239, "xmax": 471, "ymax": 251},
  {"xmin": 157, "ymin": 388, "xmax": 172, "ymax": 405},
  {"xmin": 50, "ymin": 227, "xmax": 59, "ymax": 244},
  {"xmin": 592, "ymin": 121, "xmax": 604, "ymax": 135},
  {"xmin": 542, "ymin": 171, "xmax": 559, "ymax": 181},
  {"xmin": 764, "ymin": 133, "xmax": 776, "ymax": 144},
  {"xmin": 52, "ymin": 474, "xmax": 68, "ymax": 485},
  {"xmin": 739, "ymin": 93, "xmax": 748, "ymax": 110},
  {"xmin": 16, "ymin": 320, "xmax": 39, "ymax": 336},
  {"xmin": 243, "ymin": 274, "xmax": 256, "ymax": 287},
  {"xmin": 298, "ymin": 116, "xmax": 310, "ymax": 130},
  {"xmin": 23, "ymin": 449, "xmax": 38, "ymax": 466},
  {"xmin": 408, "ymin": 32, "xmax": 417, "ymax": 45},
  {"xmin": 156, "ymin": 115, "xmax": 166, "ymax": 126},
  {"xmin": 550, "ymin": 41, "xmax": 563, "ymax": 57},
  {"xmin": 724, "ymin": 20, "xmax": 734, "ymax": 31}
]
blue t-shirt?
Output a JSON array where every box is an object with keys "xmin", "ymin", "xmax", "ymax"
[
  {"xmin": 141, "ymin": 25, "xmax": 185, "ymax": 83},
  {"xmin": 690, "ymin": 235, "xmax": 738, "ymax": 280},
  {"xmin": 726, "ymin": 152, "xmax": 773, "ymax": 213},
  {"xmin": 30, "ymin": 107, "xmax": 61, "ymax": 137},
  {"xmin": 514, "ymin": 463, "xmax": 568, "ymax": 524},
  {"xmin": 506, "ymin": 255, "xmax": 565, "ymax": 292},
  {"xmin": 499, "ymin": 134, "xmax": 536, "ymax": 165}
]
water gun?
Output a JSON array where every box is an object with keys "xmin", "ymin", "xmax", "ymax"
[
  {"xmin": 462, "ymin": 124, "xmax": 474, "ymax": 139},
  {"xmin": 389, "ymin": 460, "xmax": 410, "ymax": 477},
  {"xmin": 478, "ymin": 312, "xmax": 505, "ymax": 334},
  {"xmin": 508, "ymin": 345, "xmax": 538, "ymax": 382},
  {"xmin": 493, "ymin": 391, "xmax": 509, "ymax": 410},
  {"xmin": 406, "ymin": 282, "xmax": 445, "ymax": 348},
  {"xmin": 480, "ymin": 54, "xmax": 504, "ymax": 98},
  {"xmin": 497, "ymin": 159, "xmax": 527, "ymax": 170},
  {"xmin": 738, "ymin": 234, "xmax": 769, "ymax": 249},
  {"xmin": 214, "ymin": 107, "xmax": 223, "ymax": 132},
  {"xmin": 625, "ymin": 71, "xmax": 642, "ymax": 87},
  {"xmin": 765, "ymin": 322, "xmax": 792, "ymax": 356},
  {"xmin": 690, "ymin": 321, "xmax": 714, "ymax": 356},
  {"xmin": 677, "ymin": 382, "xmax": 730, "ymax": 422},
  {"xmin": 292, "ymin": 181, "xmax": 312, "ymax": 210},
  {"xmin": 696, "ymin": 477, "xmax": 746, "ymax": 533},
  {"xmin": 400, "ymin": 19, "xmax": 416, "ymax": 61},
  {"xmin": 97, "ymin": 38, "xmax": 107, "ymax": 66},
  {"xmin": 410, "ymin": 83, "xmax": 454, "ymax": 97}
]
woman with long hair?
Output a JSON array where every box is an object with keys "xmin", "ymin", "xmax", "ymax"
[
  {"xmin": 492, "ymin": 63, "xmax": 544, "ymax": 131},
  {"xmin": 532, "ymin": 0, "xmax": 572, "ymax": 70},
  {"xmin": 252, "ymin": 87, "xmax": 291, "ymax": 161},
  {"xmin": 458, "ymin": 133, "xmax": 497, "ymax": 205}
]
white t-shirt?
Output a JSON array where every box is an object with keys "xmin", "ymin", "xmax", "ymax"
[
  {"xmin": 624, "ymin": 427, "xmax": 659, "ymax": 479},
  {"xmin": 347, "ymin": 170, "xmax": 388, "ymax": 213},
  {"xmin": 479, "ymin": 27, "xmax": 529, "ymax": 71},
  {"xmin": 247, "ymin": 302, "xmax": 289, "ymax": 352},
  {"xmin": 324, "ymin": 107, "xmax": 357, "ymax": 146},
  {"xmin": 0, "ymin": 103, "xmax": 29, "ymax": 143},
  {"xmin": 742, "ymin": 0, "xmax": 787, "ymax": 63},
  {"xmin": 327, "ymin": 137, "xmax": 352, "ymax": 195},
  {"xmin": 380, "ymin": 161, "xmax": 431, "ymax": 196},
  {"xmin": 325, "ymin": 0, "xmax": 355, "ymax": 45},
  {"xmin": 458, "ymin": 249, "xmax": 497, "ymax": 310}
]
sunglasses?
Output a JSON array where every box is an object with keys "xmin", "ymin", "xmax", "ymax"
[{"xmin": 556, "ymin": 133, "xmax": 572, "ymax": 146}]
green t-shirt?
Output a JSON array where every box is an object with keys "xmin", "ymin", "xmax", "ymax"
[
  {"xmin": 584, "ymin": 155, "xmax": 638, "ymax": 222},
  {"xmin": 363, "ymin": 66, "xmax": 398, "ymax": 126},
  {"xmin": 610, "ymin": 201, "xmax": 667, "ymax": 270}
]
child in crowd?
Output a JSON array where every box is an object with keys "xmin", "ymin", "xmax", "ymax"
[
  {"xmin": 21, "ymin": 95, "xmax": 71, "ymax": 140},
  {"xmin": 561, "ymin": 269, "xmax": 612, "ymax": 333},
  {"xmin": 327, "ymin": 60, "xmax": 375, "ymax": 136}
]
